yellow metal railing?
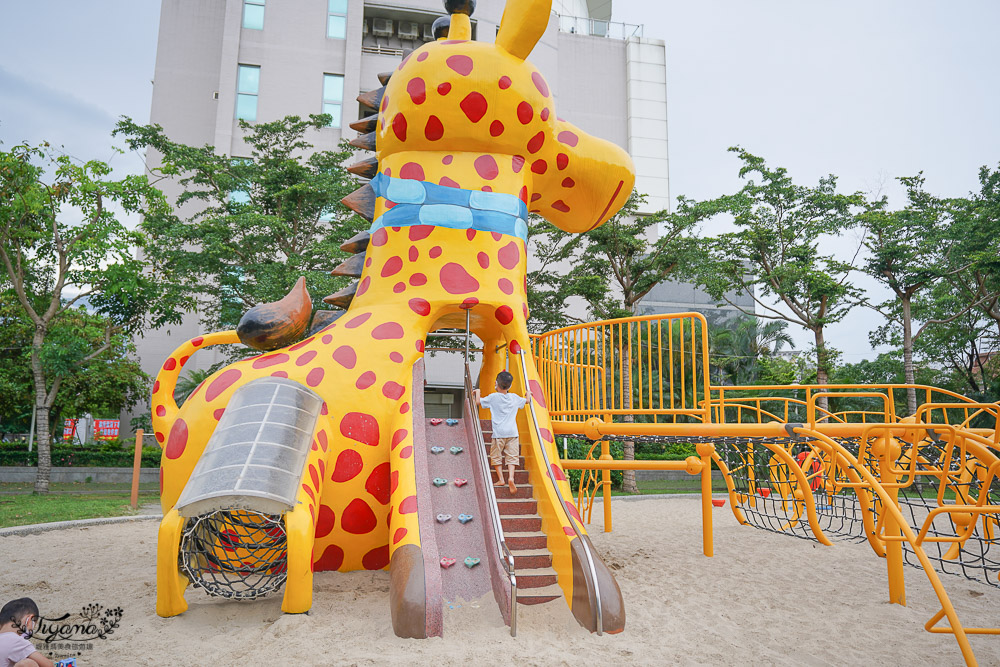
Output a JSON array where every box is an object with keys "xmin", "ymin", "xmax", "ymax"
[{"xmin": 531, "ymin": 312, "xmax": 712, "ymax": 424}]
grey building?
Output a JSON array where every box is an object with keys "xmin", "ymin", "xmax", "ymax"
[
  {"xmin": 135, "ymin": 0, "xmax": 671, "ymax": 415},
  {"xmin": 637, "ymin": 279, "xmax": 756, "ymax": 329}
]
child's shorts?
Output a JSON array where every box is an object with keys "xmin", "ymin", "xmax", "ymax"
[{"xmin": 490, "ymin": 436, "xmax": 520, "ymax": 467}]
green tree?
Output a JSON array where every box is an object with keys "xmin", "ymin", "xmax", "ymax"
[
  {"xmin": 0, "ymin": 143, "xmax": 178, "ymax": 493},
  {"xmin": 690, "ymin": 147, "xmax": 865, "ymax": 395},
  {"xmin": 711, "ymin": 315, "xmax": 794, "ymax": 385},
  {"xmin": 859, "ymin": 174, "xmax": 953, "ymax": 415},
  {"xmin": 114, "ymin": 114, "xmax": 367, "ymax": 332}
]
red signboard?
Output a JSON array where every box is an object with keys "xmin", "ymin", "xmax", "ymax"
[
  {"xmin": 93, "ymin": 419, "xmax": 120, "ymax": 441},
  {"xmin": 63, "ymin": 419, "xmax": 78, "ymax": 441}
]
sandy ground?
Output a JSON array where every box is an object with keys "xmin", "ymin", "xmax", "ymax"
[{"xmin": 2, "ymin": 495, "xmax": 998, "ymax": 666}]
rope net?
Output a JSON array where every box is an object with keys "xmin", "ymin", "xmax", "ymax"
[{"xmin": 179, "ymin": 509, "xmax": 288, "ymax": 600}]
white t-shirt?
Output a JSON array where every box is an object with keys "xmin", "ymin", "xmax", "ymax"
[
  {"xmin": 481, "ymin": 392, "xmax": 528, "ymax": 438},
  {"xmin": 0, "ymin": 631, "xmax": 36, "ymax": 667}
]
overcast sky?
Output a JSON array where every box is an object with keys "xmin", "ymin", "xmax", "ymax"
[{"xmin": 1, "ymin": 1, "xmax": 998, "ymax": 361}]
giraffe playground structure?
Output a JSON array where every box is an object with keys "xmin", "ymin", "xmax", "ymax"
[{"xmin": 153, "ymin": 0, "xmax": 632, "ymax": 638}]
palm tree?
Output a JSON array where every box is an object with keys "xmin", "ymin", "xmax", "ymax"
[
  {"xmin": 712, "ymin": 316, "xmax": 794, "ymax": 385},
  {"xmin": 173, "ymin": 368, "xmax": 214, "ymax": 406}
]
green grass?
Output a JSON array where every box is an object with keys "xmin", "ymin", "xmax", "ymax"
[
  {"xmin": 0, "ymin": 492, "xmax": 159, "ymax": 529},
  {"xmin": 1, "ymin": 481, "xmax": 159, "ymax": 494}
]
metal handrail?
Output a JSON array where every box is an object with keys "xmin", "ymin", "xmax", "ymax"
[
  {"xmin": 464, "ymin": 363, "xmax": 517, "ymax": 636},
  {"xmin": 516, "ymin": 350, "xmax": 604, "ymax": 635}
]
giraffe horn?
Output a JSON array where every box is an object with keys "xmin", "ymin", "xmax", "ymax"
[
  {"xmin": 377, "ymin": 71, "xmax": 393, "ymax": 85},
  {"xmin": 342, "ymin": 183, "xmax": 375, "ymax": 222},
  {"xmin": 347, "ymin": 156, "xmax": 378, "ymax": 179},
  {"xmin": 357, "ymin": 87, "xmax": 385, "ymax": 112},
  {"xmin": 236, "ymin": 277, "xmax": 312, "ymax": 351},
  {"xmin": 340, "ymin": 230, "xmax": 371, "ymax": 254},
  {"xmin": 308, "ymin": 309, "xmax": 345, "ymax": 335},
  {"xmin": 330, "ymin": 253, "xmax": 364, "ymax": 278},
  {"xmin": 349, "ymin": 132, "xmax": 376, "ymax": 151},
  {"xmin": 349, "ymin": 114, "xmax": 378, "ymax": 133},
  {"xmin": 323, "ymin": 282, "xmax": 358, "ymax": 308}
]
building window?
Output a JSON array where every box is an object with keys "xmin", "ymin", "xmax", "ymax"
[
  {"xmin": 323, "ymin": 74, "xmax": 344, "ymax": 128},
  {"xmin": 327, "ymin": 0, "xmax": 347, "ymax": 39},
  {"xmin": 236, "ymin": 65, "xmax": 260, "ymax": 122},
  {"xmin": 243, "ymin": 0, "xmax": 265, "ymax": 30}
]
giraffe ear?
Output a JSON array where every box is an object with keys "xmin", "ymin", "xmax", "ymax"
[{"xmin": 495, "ymin": 0, "xmax": 552, "ymax": 60}]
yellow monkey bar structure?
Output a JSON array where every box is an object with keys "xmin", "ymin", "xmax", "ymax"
[{"xmin": 531, "ymin": 312, "xmax": 1000, "ymax": 666}]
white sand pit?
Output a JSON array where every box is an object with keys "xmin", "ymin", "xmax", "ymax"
[{"xmin": 2, "ymin": 495, "xmax": 998, "ymax": 666}]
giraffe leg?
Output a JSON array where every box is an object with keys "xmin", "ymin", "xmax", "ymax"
[
  {"xmin": 156, "ymin": 508, "xmax": 190, "ymax": 617},
  {"xmin": 281, "ymin": 502, "xmax": 315, "ymax": 614}
]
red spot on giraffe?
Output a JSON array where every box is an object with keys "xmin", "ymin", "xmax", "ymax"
[
  {"xmin": 416, "ymin": 51, "xmax": 428, "ymax": 61},
  {"xmin": 341, "ymin": 499, "xmax": 377, "ymax": 534},
  {"xmin": 383, "ymin": 382, "xmax": 405, "ymax": 400},
  {"xmin": 530, "ymin": 193, "xmax": 541, "ymax": 202},
  {"xmin": 381, "ymin": 256, "xmax": 403, "ymax": 277},
  {"xmin": 408, "ymin": 246, "xmax": 418, "ymax": 262},
  {"xmin": 400, "ymin": 445, "xmax": 413, "ymax": 458},
  {"xmin": 509, "ymin": 340, "xmax": 522, "ymax": 354},
  {"xmin": 333, "ymin": 345, "xmax": 357, "ymax": 368},
  {"xmin": 214, "ymin": 408, "xmax": 226, "ymax": 420},
  {"xmin": 340, "ymin": 412, "xmax": 380, "ymax": 446},
  {"xmin": 558, "ymin": 131, "xmax": 579, "ymax": 147},
  {"xmin": 365, "ymin": 257, "xmax": 373, "ymax": 268},
  {"xmin": 531, "ymin": 159, "xmax": 548, "ymax": 174},
  {"xmin": 400, "ymin": 163, "xmax": 424, "ymax": 181},
  {"xmin": 363, "ymin": 544, "xmax": 390, "ymax": 570},
  {"xmin": 517, "ymin": 101, "xmax": 533, "ymax": 124},
  {"xmin": 302, "ymin": 485, "xmax": 314, "ymax": 502},
  {"xmin": 518, "ymin": 186, "xmax": 528, "ymax": 203},
  {"xmin": 523, "ymin": 302, "xmax": 529, "ymax": 319},
  {"xmin": 474, "ymin": 155, "xmax": 499, "ymax": 180},
  {"xmin": 437, "ymin": 82, "xmax": 452, "ymax": 95},
  {"xmin": 442, "ymin": 155, "xmax": 453, "ymax": 164},
  {"xmin": 314, "ymin": 544, "xmax": 344, "ymax": 571},
  {"xmin": 398, "ymin": 495, "xmax": 418, "ymax": 514},
  {"xmin": 512, "ymin": 155, "xmax": 525, "ymax": 172},
  {"xmin": 317, "ymin": 430, "xmax": 328, "ymax": 452},
  {"xmin": 563, "ymin": 526, "xmax": 575, "ymax": 536},
  {"xmin": 406, "ymin": 77, "xmax": 426, "ymax": 104},
  {"xmin": 466, "ymin": 229, "xmax": 477, "ymax": 240},
  {"xmin": 527, "ymin": 131, "xmax": 545, "ymax": 153},
  {"xmin": 429, "ymin": 246, "xmax": 442, "ymax": 258},
  {"xmin": 439, "ymin": 176, "xmax": 461, "ymax": 188},
  {"xmin": 332, "ymin": 450, "xmax": 364, "ymax": 482},
  {"xmin": 495, "ymin": 305, "xmax": 514, "ymax": 325},
  {"xmin": 532, "ymin": 71, "xmax": 550, "ymax": 97},
  {"xmin": 409, "ymin": 297, "xmax": 431, "ymax": 316},
  {"xmin": 424, "ymin": 115, "xmax": 444, "ymax": 141},
  {"xmin": 372, "ymin": 322, "xmax": 404, "ymax": 339},
  {"xmin": 498, "ymin": 241, "xmax": 520, "ymax": 269},
  {"xmin": 410, "ymin": 273, "xmax": 428, "ymax": 286},
  {"xmin": 307, "ymin": 367, "xmax": 324, "ymax": 387},
  {"xmin": 346, "ymin": 312, "xmax": 372, "ymax": 328},
  {"xmin": 540, "ymin": 427, "xmax": 554, "ymax": 442},
  {"xmin": 156, "ymin": 404, "xmax": 166, "ymax": 417},
  {"xmin": 552, "ymin": 200, "xmax": 571, "ymax": 212},
  {"xmin": 391, "ymin": 429, "xmax": 408, "ymax": 449},
  {"xmin": 309, "ymin": 464, "xmax": 320, "ymax": 490},
  {"xmin": 460, "ymin": 92, "xmax": 488, "ymax": 122},
  {"xmin": 321, "ymin": 334, "xmax": 333, "ymax": 344},
  {"xmin": 356, "ymin": 276, "xmax": 371, "ymax": 297},
  {"xmin": 566, "ymin": 503, "xmax": 583, "ymax": 524},
  {"xmin": 392, "ymin": 113, "xmax": 407, "ymax": 141},
  {"xmin": 296, "ymin": 350, "xmax": 318, "ymax": 366},
  {"xmin": 179, "ymin": 355, "xmax": 190, "ymax": 365},
  {"xmin": 562, "ymin": 177, "xmax": 575, "ymax": 188},
  {"xmin": 163, "ymin": 357, "xmax": 176, "ymax": 371},
  {"xmin": 365, "ymin": 462, "xmax": 392, "ymax": 505},
  {"xmin": 390, "ymin": 351, "xmax": 404, "ymax": 363},
  {"xmin": 498, "ymin": 278, "xmax": 514, "ymax": 294},
  {"xmin": 400, "ymin": 402, "xmax": 410, "ymax": 414},
  {"xmin": 315, "ymin": 505, "xmax": 336, "ymax": 538},
  {"xmin": 393, "ymin": 282, "xmax": 405, "ymax": 294},
  {"xmin": 372, "ymin": 228, "xmax": 388, "ymax": 246},
  {"xmin": 205, "ymin": 369, "xmax": 242, "ymax": 402},
  {"xmin": 477, "ymin": 252, "xmax": 489, "ymax": 269},
  {"xmin": 391, "ymin": 469, "xmax": 399, "ymax": 493},
  {"xmin": 192, "ymin": 336, "xmax": 204, "ymax": 347},
  {"xmin": 409, "ymin": 225, "xmax": 433, "ymax": 241},
  {"xmin": 165, "ymin": 419, "xmax": 188, "ymax": 459},
  {"xmin": 550, "ymin": 462, "xmax": 568, "ymax": 481},
  {"xmin": 490, "ymin": 119, "xmax": 505, "ymax": 136},
  {"xmin": 415, "ymin": 339, "xmax": 425, "ymax": 353},
  {"xmin": 153, "ymin": 380, "xmax": 160, "ymax": 393},
  {"xmin": 461, "ymin": 297, "xmax": 479, "ymax": 309},
  {"xmin": 356, "ymin": 371, "xmax": 376, "ymax": 389},
  {"xmin": 498, "ymin": 75, "xmax": 512, "ymax": 89},
  {"xmin": 541, "ymin": 107, "xmax": 550, "ymax": 121},
  {"xmin": 155, "ymin": 431, "xmax": 164, "ymax": 443},
  {"xmin": 557, "ymin": 154, "xmax": 570, "ymax": 171},
  {"xmin": 289, "ymin": 337, "xmax": 315, "ymax": 351},
  {"xmin": 446, "ymin": 55, "xmax": 474, "ymax": 75},
  {"xmin": 393, "ymin": 528, "xmax": 408, "ymax": 544},
  {"xmin": 440, "ymin": 263, "xmax": 480, "ymax": 294},
  {"xmin": 271, "ymin": 371, "xmax": 288, "ymax": 378}
]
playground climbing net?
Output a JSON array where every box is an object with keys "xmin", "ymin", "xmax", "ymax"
[{"xmin": 179, "ymin": 509, "xmax": 288, "ymax": 600}]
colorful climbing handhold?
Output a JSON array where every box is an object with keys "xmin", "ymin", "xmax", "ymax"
[
  {"xmin": 464, "ymin": 557, "xmax": 480, "ymax": 568},
  {"xmin": 430, "ymin": 446, "xmax": 445, "ymax": 454},
  {"xmin": 430, "ymin": 418, "xmax": 443, "ymax": 426},
  {"xmin": 454, "ymin": 478, "xmax": 468, "ymax": 487},
  {"xmin": 458, "ymin": 513, "xmax": 473, "ymax": 524},
  {"xmin": 446, "ymin": 418, "xmax": 459, "ymax": 426},
  {"xmin": 440, "ymin": 557, "xmax": 456, "ymax": 568},
  {"xmin": 436, "ymin": 514, "xmax": 452, "ymax": 523},
  {"xmin": 449, "ymin": 446, "xmax": 464, "ymax": 455},
  {"xmin": 433, "ymin": 477, "xmax": 448, "ymax": 487}
]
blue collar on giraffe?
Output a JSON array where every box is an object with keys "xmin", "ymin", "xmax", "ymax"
[{"xmin": 368, "ymin": 172, "xmax": 528, "ymax": 242}]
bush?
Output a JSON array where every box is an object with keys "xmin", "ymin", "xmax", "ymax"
[{"xmin": 0, "ymin": 441, "xmax": 161, "ymax": 467}]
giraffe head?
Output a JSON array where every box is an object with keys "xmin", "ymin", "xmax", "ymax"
[{"xmin": 373, "ymin": 0, "xmax": 635, "ymax": 233}]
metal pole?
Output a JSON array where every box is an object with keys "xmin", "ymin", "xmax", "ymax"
[
  {"xmin": 27, "ymin": 404, "xmax": 36, "ymax": 453},
  {"xmin": 465, "ymin": 309, "xmax": 470, "ymax": 364}
]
